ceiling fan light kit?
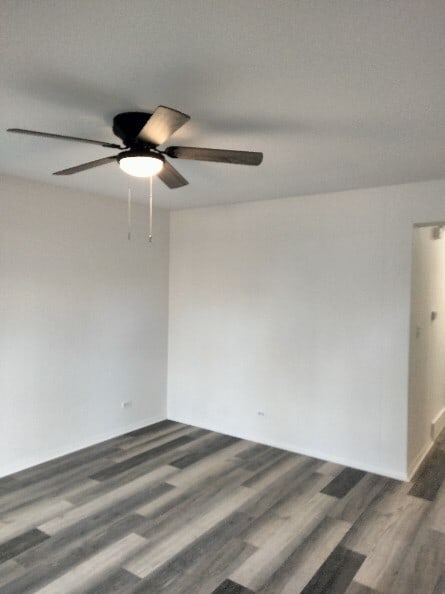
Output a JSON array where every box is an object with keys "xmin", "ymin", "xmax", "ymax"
[{"xmin": 118, "ymin": 151, "xmax": 164, "ymax": 178}]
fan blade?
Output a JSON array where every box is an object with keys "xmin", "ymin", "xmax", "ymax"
[
  {"xmin": 157, "ymin": 160, "xmax": 188, "ymax": 189},
  {"xmin": 137, "ymin": 106, "xmax": 190, "ymax": 146},
  {"xmin": 53, "ymin": 156, "xmax": 117, "ymax": 176},
  {"xmin": 7, "ymin": 128, "xmax": 122, "ymax": 149},
  {"xmin": 166, "ymin": 146, "xmax": 263, "ymax": 166}
]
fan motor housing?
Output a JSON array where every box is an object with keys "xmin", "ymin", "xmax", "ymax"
[{"xmin": 112, "ymin": 112, "xmax": 153, "ymax": 147}]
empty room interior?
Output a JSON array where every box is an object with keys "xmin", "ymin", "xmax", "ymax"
[{"xmin": 1, "ymin": 1, "xmax": 445, "ymax": 592}]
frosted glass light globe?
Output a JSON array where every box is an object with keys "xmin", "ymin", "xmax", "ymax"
[{"xmin": 119, "ymin": 155, "xmax": 163, "ymax": 177}]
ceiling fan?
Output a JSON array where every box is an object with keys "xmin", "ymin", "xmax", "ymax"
[{"xmin": 7, "ymin": 106, "xmax": 263, "ymax": 189}]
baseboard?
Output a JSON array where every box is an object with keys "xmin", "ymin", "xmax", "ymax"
[
  {"xmin": 408, "ymin": 439, "xmax": 435, "ymax": 481},
  {"xmin": 167, "ymin": 414, "xmax": 408, "ymax": 481},
  {"xmin": 432, "ymin": 407, "xmax": 445, "ymax": 440},
  {"xmin": 0, "ymin": 413, "xmax": 166, "ymax": 479}
]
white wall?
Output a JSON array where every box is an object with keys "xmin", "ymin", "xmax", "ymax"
[
  {"xmin": 168, "ymin": 178, "xmax": 445, "ymax": 480},
  {"xmin": 0, "ymin": 175, "xmax": 169, "ymax": 477},
  {"xmin": 408, "ymin": 225, "xmax": 445, "ymax": 473}
]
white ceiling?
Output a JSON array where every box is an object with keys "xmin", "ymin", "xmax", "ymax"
[{"xmin": 1, "ymin": 0, "xmax": 445, "ymax": 209}]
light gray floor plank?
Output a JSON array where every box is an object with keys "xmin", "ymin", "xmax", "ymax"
[
  {"xmin": 430, "ymin": 478, "xmax": 445, "ymax": 533},
  {"xmin": 124, "ymin": 486, "xmax": 254, "ymax": 578},
  {"xmin": 0, "ymin": 499, "xmax": 74, "ymax": 545},
  {"xmin": 352, "ymin": 494, "xmax": 431, "ymax": 591},
  {"xmin": 39, "ymin": 465, "xmax": 176, "ymax": 535},
  {"xmin": 231, "ymin": 492, "xmax": 337, "ymax": 590},
  {"xmin": 342, "ymin": 480, "xmax": 414, "ymax": 555},
  {"xmin": 34, "ymin": 533, "xmax": 146, "ymax": 594},
  {"xmin": 0, "ymin": 559, "xmax": 25, "ymax": 587},
  {"xmin": 256, "ymin": 516, "xmax": 351, "ymax": 594},
  {"xmin": 389, "ymin": 527, "xmax": 445, "ymax": 594}
]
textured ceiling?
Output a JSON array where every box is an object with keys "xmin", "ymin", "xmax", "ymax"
[{"xmin": 1, "ymin": 0, "xmax": 445, "ymax": 209}]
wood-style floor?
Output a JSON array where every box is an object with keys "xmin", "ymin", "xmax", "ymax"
[{"xmin": 0, "ymin": 421, "xmax": 444, "ymax": 593}]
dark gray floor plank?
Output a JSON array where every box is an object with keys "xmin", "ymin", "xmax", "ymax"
[
  {"xmin": 235, "ymin": 443, "xmax": 270, "ymax": 460},
  {"xmin": 321, "ymin": 468, "xmax": 366, "ymax": 498},
  {"xmin": 170, "ymin": 434, "xmax": 240, "ymax": 469},
  {"xmin": 300, "ymin": 545, "xmax": 366, "ymax": 594},
  {"xmin": 242, "ymin": 453, "xmax": 319, "ymax": 490},
  {"xmin": 0, "ymin": 478, "xmax": 19, "ymax": 497},
  {"xmin": 90, "ymin": 434, "xmax": 196, "ymax": 481},
  {"xmin": 409, "ymin": 448, "xmax": 445, "ymax": 501},
  {"xmin": 0, "ymin": 528, "xmax": 49, "ymax": 563},
  {"xmin": 211, "ymin": 579, "xmax": 253, "ymax": 593},
  {"xmin": 329, "ymin": 473, "xmax": 391, "ymax": 524},
  {"xmin": 240, "ymin": 451, "xmax": 294, "ymax": 487},
  {"xmin": 241, "ymin": 446, "xmax": 288, "ymax": 472}
]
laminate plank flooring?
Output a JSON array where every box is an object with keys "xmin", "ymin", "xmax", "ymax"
[{"xmin": 0, "ymin": 420, "xmax": 444, "ymax": 593}]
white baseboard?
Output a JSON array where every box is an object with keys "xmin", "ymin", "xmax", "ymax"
[
  {"xmin": 432, "ymin": 407, "xmax": 445, "ymax": 440},
  {"xmin": 0, "ymin": 413, "xmax": 166, "ymax": 479},
  {"xmin": 408, "ymin": 439, "xmax": 435, "ymax": 480},
  {"xmin": 167, "ymin": 414, "xmax": 408, "ymax": 482}
]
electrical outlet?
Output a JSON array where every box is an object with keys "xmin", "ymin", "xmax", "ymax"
[{"xmin": 121, "ymin": 400, "xmax": 132, "ymax": 409}]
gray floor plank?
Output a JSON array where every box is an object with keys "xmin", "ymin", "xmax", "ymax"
[
  {"xmin": 0, "ymin": 560, "xmax": 26, "ymax": 588},
  {"xmin": 300, "ymin": 545, "xmax": 365, "ymax": 594},
  {"xmin": 329, "ymin": 473, "xmax": 391, "ymax": 524},
  {"xmin": 389, "ymin": 527, "xmax": 445, "ymax": 594},
  {"xmin": 321, "ymin": 467, "xmax": 366, "ymax": 498},
  {"xmin": 111, "ymin": 425, "xmax": 201, "ymax": 462},
  {"xmin": 0, "ymin": 528, "xmax": 49, "ymax": 563},
  {"xmin": 34, "ymin": 533, "xmax": 146, "ymax": 594},
  {"xmin": 345, "ymin": 583, "xmax": 377, "ymax": 594},
  {"xmin": 82, "ymin": 568, "xmax": 140, "ymax": 594},
  {"xmin": 351, "ymin": 493, "xmax": 430, "ymax": 591},
  {"xmin": 0, "ymin": 459, "xmax": 107, "ymax": 516},
  {"xmin": 89, "ymin": 435, "xmax": 197, "ymax": 481},
  {"xmin": 170, "ymin": 434, "xmax": 240, "ymax": 469}
]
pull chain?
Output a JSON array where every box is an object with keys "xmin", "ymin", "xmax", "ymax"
[
  {"xmin": 148, "ymin": 176, "xmax": 153, "ymax": 243},
  {"xmin": 127, "ymin": 185, "xmax": 132, "ymax": 240}
]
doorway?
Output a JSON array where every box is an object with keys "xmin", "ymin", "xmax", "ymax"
[{"xmin": 408, "ymin": 223, "xmax": 445, "ymax": 476}]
